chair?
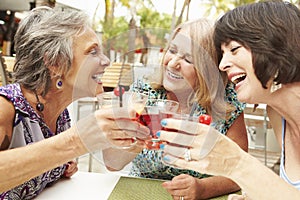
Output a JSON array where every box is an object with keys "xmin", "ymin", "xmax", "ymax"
[
  {"xmin": 101, "ymin": 62, "xmax": 134, "ymax": 89},
  {"xmin": 245, "ymin": 104, "xmax": 280, "ymax": 173},
  {"xmin": 0, "ymin": 53, "xmax": 9, "ymax": 86}
]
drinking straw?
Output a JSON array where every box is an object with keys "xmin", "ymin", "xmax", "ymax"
[
  {"xmin": 119, "ymin": 85, "xmax": 123, "ymax": 107},
  {"xmin": 118, "ymin": 57, "xmax": 126, "ymax": 108}
]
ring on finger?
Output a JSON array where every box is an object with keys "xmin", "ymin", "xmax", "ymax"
[
  {"xmin": 179, "ymin": 196, "xmax": 184, "ymax": 200},
  {"xmin": 184, "ymin": 148, "xmax": 192, "ymax": 162}
]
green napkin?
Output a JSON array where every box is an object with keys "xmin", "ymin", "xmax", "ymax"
[{"xmin": 108, "ymin": 176, "xmax": 172, "ymax": 200}]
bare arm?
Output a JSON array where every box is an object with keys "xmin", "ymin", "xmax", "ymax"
[
  {"xmin": 230, "ymin": 150, "xmax": 300, "ymax": 200},
  {"xmin": 163, "ymin": 174, "xmax": 240, "ymax": 199},
  {"xmin": 198, "ymin": 113, "xmax": 248, "ymax": 198},
  {"xmin": 0, "ymin": 126, "xmax": 86, "ymax": 192},
  {"xmin": 0, "ymin": 107, "xmax": 150, "ymax": 192},
  {"xmin": 158, "ymin": 118, "xmax": 300, "ymax": 200},
  {"xmin": 0, "ymin": 97, "xmax": 14, "ymax": 150},
  {"xmin": 162, "ymin": 114, "xmax": 248, "ymax": 199}
]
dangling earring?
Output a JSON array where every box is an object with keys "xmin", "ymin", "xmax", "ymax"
[
  {"xmin": 35, "ymin": 93, "xmax": 44, "ymax": 112},
  {"xmin": 271, "ymin": 82, "xmax": 282, "ymax": 93},
  {"xmin": 270, "ymin": 70, "xmax": 282, "ymax": 93},
  {"xmin": 56, "ymin": 77, "xmax": 63, "ymax": 89}
]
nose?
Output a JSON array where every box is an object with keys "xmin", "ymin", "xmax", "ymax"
[
  {"xmin": 100, "ymin": 54, "xmax": 110, "ymax": 69},
  {"xmin": 167, "ymin": 54, "xmax": 182, "ymax": 69},
  {"xmin": 218, "ymin": 54, "xmax": 231, "ymax": 72}
]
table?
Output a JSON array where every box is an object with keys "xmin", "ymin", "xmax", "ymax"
[
  {"xmin": 37, "ymin": 171, "xmax": 239, "ymax": 200},
  {"xmin": 36, "ymin": 172, "xmax": 120, "ymax": 199}
]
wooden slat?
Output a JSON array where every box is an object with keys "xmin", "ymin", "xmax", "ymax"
[
  {"xmin": 102, "ymin": 62, "xmax": 133, "ymax": 88},
  {"xmin": 244, "ymin": 104, "xmax": 272, "ymax": 129}
]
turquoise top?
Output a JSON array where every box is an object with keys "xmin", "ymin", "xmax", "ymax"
[{"xmin": 129, "ymin": 81, "xmax": 246, "ymax": 179}]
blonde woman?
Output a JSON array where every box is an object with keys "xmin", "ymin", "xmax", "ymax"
[{"xmin": 104, "ymin": 18, "xmax": 248, "ymax": 200}]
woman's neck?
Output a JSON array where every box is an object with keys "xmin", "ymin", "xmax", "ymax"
[
  {"xmin": 166, "ymin": 90, "xmax": 193, "ymax": 114},
  {"xmin": 21, "ymin": 86, "xmax": 70, "ymax": 132},
  {"xmin": 268, "ymin": 83, "xmax": 300, "ymax": 135}
]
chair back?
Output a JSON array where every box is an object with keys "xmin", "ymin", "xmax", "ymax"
[
  {"xmin": 0, "ymin": 53, "xmax": 9, "ymax": 86},
  {"xmin": 102, "ymin": 62, "xmax": 134, "ymax": 88}
]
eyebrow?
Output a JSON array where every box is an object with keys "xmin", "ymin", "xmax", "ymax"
[
  {"xmin": 84, "ymin": 43, "xmax": 98, "ymax": 54},
  {"xmin": 169, "ymin": 43, "xmax": 192, "ymax": 56}
]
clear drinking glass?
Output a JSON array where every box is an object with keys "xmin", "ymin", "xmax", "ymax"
[
  {"xmin": 137, "ymin": 99, "xmax": 179, "ymax": 150},
  {"xmin": 97, "ymin": 91, "xmax": 148, "ymax": 149}
]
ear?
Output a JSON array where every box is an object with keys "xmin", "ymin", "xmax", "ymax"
[
  {"xmin": 47, "ymin": 65, "xmax": 61, "ymax": 77},
  {"xmin": 43, "ymin": 52, "xmax": 61, "ymax": 75}
]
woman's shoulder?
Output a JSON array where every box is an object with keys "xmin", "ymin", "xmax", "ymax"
[
  {"xmin": 0, "ymin": 83, "xmax": 21, "ymax": 98},
  {"xmin": 0, "ymin": 83, "xmax": 34, "ymax": 117},
  {"xmin": 0, "ymin": 83, "xmax": 24, "ymax": 108}
]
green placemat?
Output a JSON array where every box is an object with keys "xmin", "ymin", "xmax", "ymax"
[
  {"xmin": 108, "ymin": 176, "xmax": 172, "ymax": 200},
  {"xmin": 108, "ymin": 176, "xmax": 241, "ymax": 200}
]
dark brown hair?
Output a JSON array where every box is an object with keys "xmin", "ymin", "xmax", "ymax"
[{"xmin": 214, "ymin": 1, "xmax": 300, "ymax": 89}]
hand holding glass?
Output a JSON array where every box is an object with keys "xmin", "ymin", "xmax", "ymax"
[
  {"xmin": 97, "ymin": 91, "xmax": 148, "ymax": 149},
  {"xmin": 137, "ymin": 99, "xmax": 179, "ymax": 150}
]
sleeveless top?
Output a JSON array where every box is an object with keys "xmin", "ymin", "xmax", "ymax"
[
  {"xmin": 280, "ymin": 118, "xmax": 300, "ymax": 190},
  {"xmin": 129, "ymin": 81, "xmax": 245, "ymax": 179},
  {"xmin": 0, "ymin": 83, "xmax": 71, "ymax": 200}
]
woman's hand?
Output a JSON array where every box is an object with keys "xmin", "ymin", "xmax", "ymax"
[
  {"xmin": 157, "ymin": 118, "xmax": 244, "ymax": 177},
  {"xmin": 75, "ymin": 106, "xmax": 150, "ymax": 152},
  {"xmin": 162, "ymin": 174, "xmax": 200, "ymax": 200},
  {"xmin": 63, "ymin": 160, "xmax": 78, "ymax": 178}
]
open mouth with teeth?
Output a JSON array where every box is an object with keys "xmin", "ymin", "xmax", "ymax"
[
  {"xmin": 231, "ymin": 73, "xmax": 246, "ymax": 85},
  {"xmin": 167, "ymin": 69, "xmax": 183, "ymax": 80},
  {"xmin": 92, "ymin": 73, "xmax": 104, "ymax": 84}
]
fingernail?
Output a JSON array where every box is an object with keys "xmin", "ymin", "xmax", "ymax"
[
  {"xmin": 161, "ymin": 119, "xmax": 167, "ymax": 126},
  {"xmin": 159, "ymin": 143, "xmax": 165, "ymax": 149},
  {"xmin": 156, "ymin": 131, "xmax": 161, "ymax": 137},
  {"xmin": 163, "ymin": 156, "xmax": 170, "ymax": 162}
]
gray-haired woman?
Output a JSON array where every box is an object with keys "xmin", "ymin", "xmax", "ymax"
[{"xmin": 0, "ymin": 7, "xmax": 149, "ymax": 199}]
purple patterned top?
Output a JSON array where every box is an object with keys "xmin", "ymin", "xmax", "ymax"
[{"xmin": 0, "ymin": 83, "xmax": 71, "ymax": 200}]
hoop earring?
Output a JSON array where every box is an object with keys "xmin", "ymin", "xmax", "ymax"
[{"xmin": 56, "ymin": 77, "xmax": 63, "ymax": 89}]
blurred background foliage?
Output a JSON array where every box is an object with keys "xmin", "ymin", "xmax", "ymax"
[
  {"xmin": 98, "ymin": 0, "xmax": 262, "ymax": 61},
  {"xmin": 97, "ymin": 0, "xmax": 300, "ymax": 61},
  {"xmin": 1, "ymin": 0, "xmax": 299, "ymax": 61}
]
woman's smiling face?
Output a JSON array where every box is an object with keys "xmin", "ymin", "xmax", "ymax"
[
  {"xmin": 162, "ymin": 30, "xmax": 197, "ymax": 94},
  {"xmin": 67, "ymin": 27, "xmax": 110, "ymax": 99},
  {"xmin": 218, "ymin": 40, "xmax": 272, "ymax": 103}
]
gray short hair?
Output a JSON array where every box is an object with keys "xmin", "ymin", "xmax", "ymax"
[{"xmin": 13, "ymin": 7, "xmax": 91, "ymax": 96}]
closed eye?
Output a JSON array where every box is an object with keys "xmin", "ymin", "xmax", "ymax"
[
  {"xmin": 168, "ymin": 47, "xmax": 177, "ymax": 55},
  {"xmin": 231, "ymin": 46, "xmax": 241, "ymax": 53},
  {"xmin": 184, "ymin": 55, "xmax": 193, "ymax": 64}
]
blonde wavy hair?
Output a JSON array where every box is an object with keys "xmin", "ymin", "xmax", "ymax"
[{"xmin": 150, "ymin": 18, "xmax": 233, "ymax": 120}]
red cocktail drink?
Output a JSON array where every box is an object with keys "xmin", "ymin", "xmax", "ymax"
[{"xmin": 137, "ymin": 99, "xmax": 180, "ymax": 150}]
